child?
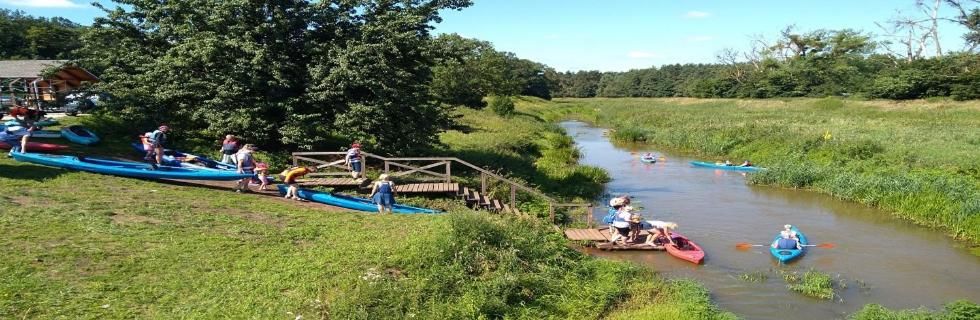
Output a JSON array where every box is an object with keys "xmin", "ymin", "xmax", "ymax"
[
  {"xmin": 628, "ymin": 213, "xmax": 644, "ymax": 243},
  {"xmin": 283, "ymin": 166, "xmax": 316, "ymax": 200},
  {"xmin": 255, "ymin": 162, "xmax": 270, "ymax": 191},
  {"xmin": 643, "ymin": 220, "xmax": 678, "ymax": 246}
]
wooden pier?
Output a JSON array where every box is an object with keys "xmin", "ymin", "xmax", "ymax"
[{"xmin": 564, "ymin": 228, "xmax": 665, "ymax": 251}]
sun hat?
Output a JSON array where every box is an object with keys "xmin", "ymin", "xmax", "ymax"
[
  {"xmin": 784, "ymin": 224, "xmax": 793, "ymax": 230},
  {"xmin": 609, "ymin": 197, "xmax": 625, "ymax": 207},
  {"xmin": 379, "ymin": 173, "xmax": 389, "ymax": 181}
]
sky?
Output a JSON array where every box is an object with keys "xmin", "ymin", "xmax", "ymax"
[{"xmin": 2, "ymin": 0, "xmax": 973, "ymax": 71}]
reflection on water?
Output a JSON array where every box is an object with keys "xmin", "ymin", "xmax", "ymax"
[{"xmin": 562, "ymin": 121, "xmax": 980, "ymax": 320}]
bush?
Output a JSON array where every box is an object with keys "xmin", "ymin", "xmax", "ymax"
[
  {"xmin": 488, "ymin": 95, "xmax": 515, "ymax": 116},
  {"xmin": 784, "ymin": 269, "xmax": 835, "ymax": 300},
  {"xmin": 849, "ymin": 299, "xmax": 980, "ymax": 320}
]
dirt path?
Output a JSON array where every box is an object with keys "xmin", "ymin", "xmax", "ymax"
[{"xmin": 160, "ymin": 179, "xmax": 348, "ymax": 212}]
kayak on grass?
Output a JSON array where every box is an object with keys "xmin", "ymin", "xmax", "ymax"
[
  {"xmin": 664, "ymin": 232, "xmax": 705, "ymax": 264},
  {"xmin": 276, "ymin": 184, "xmax": 439, "ymax": 214},
  {"xmin": 10, "ymin": 152, "xmax": 255, "ymax": 181},
  {"xmin": 770, "ymin": 226, "xmax": 808, "ymax": 263},
  {"xmin": 0, "ymin": 141, "xmax": 69, "ymax": 152},
  {"xmin": 61, "ymin": 125, "xmax": 100, "ymax": 145},
  {"xmin": 0, "ymin": 124, "xmax": 60, "ymax": 138},
  {"xmin": 690, "ymin": 161, "xmax": 763, "ymax": 172},
  {"xmin": 129, "ymin": 142, "xmax": 236, "ymax": 171}
]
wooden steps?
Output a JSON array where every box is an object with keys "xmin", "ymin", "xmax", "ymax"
[{"xmin": 394, "ymin": 182, "xmax": 459, "ymax": 193}]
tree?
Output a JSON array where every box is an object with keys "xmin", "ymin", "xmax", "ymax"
[{"xmin": 80, "ymin": 0, "xmax": 472, "ymax": 154}]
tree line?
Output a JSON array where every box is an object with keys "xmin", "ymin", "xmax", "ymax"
[{"xmin": 2, "ymin": 0, "xmax": 979, "ymax": 154}]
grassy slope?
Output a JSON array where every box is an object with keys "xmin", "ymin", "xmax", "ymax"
[
  {"xmin": 529, "ymin": 97, "xmax": 980, "ymax": 248},
  {"xmin": 0, "ymin": 113, "xmax": 734, "ymax": 319}
]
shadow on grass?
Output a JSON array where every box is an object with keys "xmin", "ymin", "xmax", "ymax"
[{"xmin": 0, "ymin": 163, "xmax": 67, "ymax": 181}]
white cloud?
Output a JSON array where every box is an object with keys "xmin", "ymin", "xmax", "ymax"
[
  {"xmin": 686, "ymin": 35, "xmax": 715, "ymax": 42},
  {"xmin": 0, "ymin": 0, "xmax": 81, "ymax": 8},
  {"xmin": 685, "ymin": 11, "xmax": 711, "ymax": 18},
  {"xmin": 627, "ymin": 51, "xmax": 659, "ymax": 59}
]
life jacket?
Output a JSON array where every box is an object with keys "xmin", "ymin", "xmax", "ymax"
[
  {"xmin": 602, "ymin": 208, "xmax": 617, "ymax": 224},
  {"xmin": 221, "ymin": 141, "xmax": 238, "ymax": 155},
  {"xmin": 147, "ymin": 130, "xmax": 166, "ymax": 144},
  {"xmin": 776, "ymin": 238, "xmax": 798, "ymax": 249},
  {"xmin": 347, "ymin": 148, "xmax": 361, "ymax": 162},
  {"xmin": 237, "ymin": 151, "xmax": 255, "ymax": 170}
]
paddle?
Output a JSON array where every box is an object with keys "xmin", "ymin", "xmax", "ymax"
[{"xmin": 735, "ymin": 242, "xmax": 836, "ymax": 250}]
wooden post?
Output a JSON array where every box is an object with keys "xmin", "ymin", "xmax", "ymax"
[
  {"xmin": 510, "ymin": 185, "xmax": 516, "ymax": 207},
  {"xmin": 549, "ymin": 203, "xmax": 555, "ymax": 224},
  {"xmin": 292, "ymin": 155, "xmax": 298, "ymax": 167},
  {"xmin": 384, "ymin": 160, "xmax": 390, "ymax": 174},
  {"xmin": 445, "ymin": 161, "xmax": 451, "ymax": 183},
  {"xmin": 480, "ymin": 173, "xmax": 487, "ymax": 195},
  {"xmin": 586, "ymin": 204, "xmax": 594, "ymax": 228}
]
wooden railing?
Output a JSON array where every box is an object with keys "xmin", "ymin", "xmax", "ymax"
[{"xmin": 291, "ymin": 151, "xmax": 594, "ymax": 223}]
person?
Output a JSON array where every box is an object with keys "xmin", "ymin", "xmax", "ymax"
[
  {"xmin": 254, "ymin": 162, "xmax": 270, "ymax": 191},
  {"xmin": 146, "ymin": 125, "xmax": 169, "ymax": 166},
  {"xmin": 369, "ymin": 174, "xmax": 398, "ymax": 214},
  {"xmin": 783, "ymin": 224, "xmax": 799, "ymax": 239},
  {"xmin": 282, "ymin": 166, "xmax": 316, "ymax": 200},
  {"xmin": 235, "ymin": 144, "xmax": 258, "ymax": 192},
  {"xmin": 643, "ymin": 220, "xmax": 678, "ymax": 246},
  {"xmin": 607, "ymin": 201, "xmax": 635, "ymax": 244},
  {"xmin": 724, "ymin": 160, "xmax": 733, "ymax": 166},
  {"xmin": 772, "ymin": 230, "xmax": 801, "ymax": 250},
  {"xmin": 628, "ymin": 213, "xmax": 644, "ymax": 243},
  {"xmin": 603, "ymin": 195, "xmax": 631, "ymax": 234},
  {"xmin": 0, "ymin": 125, "xmax": 32, "ymax": 153},
  {"xmin": 345, "ymin": 142, "xmax": 362, "ymax": 180},
  {"xmin": 219, "ymin": 135, "xmax": 239, "ymax": 165},
  {"xmin": 740, "ymin": 160, "xmax": 753, "ymax": 167}
]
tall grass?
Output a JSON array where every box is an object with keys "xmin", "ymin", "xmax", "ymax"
[
  {"xmin": 529, "ymin": 97, "xmax": 980, "ymax": 247},
  {"xmin": 849, "ymin": 300, "xmax": 979, "ymax": 320}
]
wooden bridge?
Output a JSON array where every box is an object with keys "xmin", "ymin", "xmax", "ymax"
[{"xmin": 290, "ymin": 151, "xmax": 592, "ymax": 221}]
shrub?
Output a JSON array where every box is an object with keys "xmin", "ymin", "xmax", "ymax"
[
  {"xmin": 488, "ymin": 95, "xmax": 515, "ymax": 116},
  {"xmin": 784, "ymin": 269, "xmax": 835, "ymax": 300}
]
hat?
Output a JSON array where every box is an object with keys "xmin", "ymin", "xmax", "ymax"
[
  {"xmin": 351, "ymin": 142, "xmax": 361, "ymax": 148},
  {"xmin": 378, "ymin": 173, "xmax": 389, "ymax": 181},
  {"xmin": 609, "ymin": 197, "xmax": 625, "ymax": 207},
  {"xmin": 784, "ymin": 224, "xmax": 793, "ymax": 230}
]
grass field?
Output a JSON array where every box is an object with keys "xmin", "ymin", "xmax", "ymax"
[
  {"xmin": 526, "ymin": 97, "xmax": 980, "ymax": 248},
  {"xmin": 0, "ymin": 114, "xmax": 736, "ymax": 319}
]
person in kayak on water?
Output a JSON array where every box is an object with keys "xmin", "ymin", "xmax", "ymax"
[
  {"xmin": 219, "ymin": 135, "xmax": 239, "ymax": 165},
  {"xmin": 369, "ymin": 174, "xmax": 398, "ymax": 214},
  {"xmin": 772, "ymin": 225, "xmax": 801, "ymax": 249},
  {"xmin": 235, "ymin": 144, "xmax": 258, "ymax": 192},
  {"xmin": 0, "ymin": 125, "xmax": 32, "ymax": 154},
  {"xmin": 642, "ymin": 220, "xmax": 678, "ymax": 246},
  {"xmin": 740, "ymin": 160, "xmax": 753, "ymax": 167},
  {"xmin": 282, "ymin": 166, "xmax": 316, "ymax": 200}
]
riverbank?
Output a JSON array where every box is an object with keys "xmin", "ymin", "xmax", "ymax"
[
  {"xmin": 0, "ymin": 114, "xmax": 734, "ymax": 318},
  {"xmin": 528, "ymin": 97, "xmax": 980, "ymax": 251}
]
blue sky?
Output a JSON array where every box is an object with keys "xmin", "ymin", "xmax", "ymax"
[{"xmin": 2, "ymin": 0, "xmax": 972, "ymax": 71}]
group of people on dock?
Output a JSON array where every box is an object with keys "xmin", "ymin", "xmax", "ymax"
[{"xmin": 605, "ymin": 195, "xmax": 679, "ymax": 247}]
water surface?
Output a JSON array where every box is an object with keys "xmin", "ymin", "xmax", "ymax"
[{"xmin": 562, "ymin": 121, "xmax": 980, "ymax": 319}]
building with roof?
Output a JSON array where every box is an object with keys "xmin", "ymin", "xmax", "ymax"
[{"xmin": 0, "ymin": 60, "xmax": 100, "ymax": 109}]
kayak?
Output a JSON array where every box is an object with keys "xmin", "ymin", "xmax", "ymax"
[
  {"xmin": 664, "ymin": 232, "xmax": 705, "ymax": 264},
  {"xmin": 0, "ymin": 141, "xmax": 69, "ymax": 152},
  {"xmin": 11, "ymin": 152, "xmax": 255, "ymax": 181},
  {"xmin": 276, "ymin": 184, "xmax": 439, "ymax": 214},
  {"xmin": 640, "ymin": 156, "xmax": 657, "ymax": 163},
  {"xmin": 34, "ymin": 118, "xmax": 59, "ymax": 127},
  {"xmin": 129, "ymin": 142, "xmax": 236, "ymax": 171},
  {"xmin": 690, "ymin": 161, "xmax": 763, "ymax": 172},
  {"xmin": 1, "ymin": 124, "xmax": 62, "ymax": 138},
  {"xmin": 770, "ymin": 226, "xmax": 808, "ymax": 263},
  {"xmin": 61, "ymin": 125, "xmax": 100, "ymax": 145}
]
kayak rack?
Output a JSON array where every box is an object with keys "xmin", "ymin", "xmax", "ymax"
[{"xmin": 291, "ymin": 151, "xmax": 593, "ymax": 223}]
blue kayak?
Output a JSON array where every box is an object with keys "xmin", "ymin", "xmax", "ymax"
[
  {"xmin": 276, "ymin": 185, "xmax": 439, "ymax": 214},
  {"xmin": 11, "ymin": 152, "xmax": 255, "ymax": 181},
  {"xmin": 770, "ymin": 226, "xmax": 808, "ymax": 263},
  {"xmin": 61, "ymin": 125, "xmax": 100, "ymax": 145},
  {"xmin": 0, "ymin": 124, "xmax": 60, "ymax": 138},
  {"xmin": 4, "ymin": 118, "xmax": 57, "ymax": 128},
  {"xmin": 130, "ymin": 142, "xmax": 236, "ymax": 171},
  {"xmin": 690, "ymin": 161, "xmax": 763, "ymax": 172}
]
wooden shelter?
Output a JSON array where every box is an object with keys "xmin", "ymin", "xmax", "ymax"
[{"xmin": 0, "ymin": 60, "xmax": 100, "ymax": 108}]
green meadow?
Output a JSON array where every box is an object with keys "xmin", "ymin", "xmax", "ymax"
[{"xmin": 527, "ymin": 97, "xmax": 980, "ymax": 248}]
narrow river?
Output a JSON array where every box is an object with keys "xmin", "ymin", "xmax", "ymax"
[{"xmin": 561, "ymin": 121, "xmax": 980, "ymax": 320}]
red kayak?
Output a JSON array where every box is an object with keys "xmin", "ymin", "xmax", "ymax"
[
  {"xmin": 0, "ymin": 141, "xmax": 69, "ymax": 152},
  {"xmin": 664, "ymin": 232, "xmax": 705, "ymax": 264}
]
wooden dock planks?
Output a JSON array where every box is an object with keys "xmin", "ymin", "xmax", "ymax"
[{"xmin": 394, "ymin": 183, "xmax": 459, "ymax": 194}]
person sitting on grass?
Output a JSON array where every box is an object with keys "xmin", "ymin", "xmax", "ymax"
[
  {"xmin": 369, "ymin": 174, "xmax": 398, "ymax": 214},
  {"xmin": 643, "ymin": 220, "xmax": 678, "ymax": 247},
  {"xmin": 282, "ymin": 166, "xmax": 315, "ymax": 201}
]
